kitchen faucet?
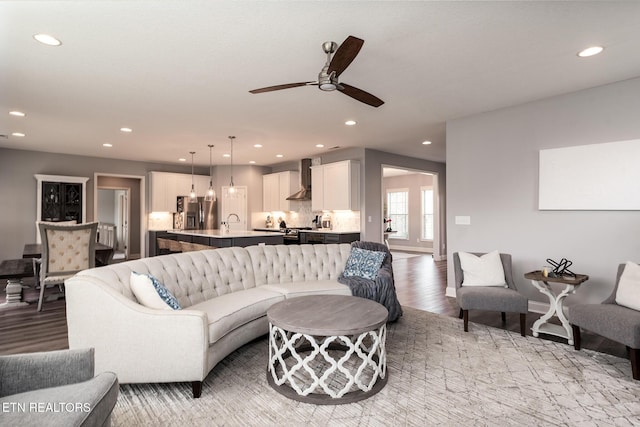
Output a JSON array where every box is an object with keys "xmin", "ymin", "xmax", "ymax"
[{"xmin": 225, "ymin": 213, "xmax": 240, "ymax": 232}]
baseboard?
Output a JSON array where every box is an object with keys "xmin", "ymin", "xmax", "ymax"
[
  {"xmin": 528, "ymin": 300, "xmax": 549, "ymax": 314},
  {"xmin": 388, "ymin": 245, "xmax": 433, "ymax": 254}
]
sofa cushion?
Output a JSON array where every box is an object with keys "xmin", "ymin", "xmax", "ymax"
[
  {"xmin": 246, "ymin": 244, "xmax": 352, "ymax": 286},
  {"xmin": 615, "ymin": 261, "xmax": 640, "ymax": 311},
  {"xmin": 458, "ymin": 251, "xmax": 507, "ymax": 287},
  {"xmin": 190, "ymin": 287, "xmax": 284, "ymax": 345},
  {"xmin": 343, "ymin": 247, "xmax": 386, "ymax": 280},
  {"xmin": 130, "ymin": 271, "xmax": 181, "ymax": 310},
  {"xmin": 262, "ymin": 280, "xmax": 351, "ymax": 298}
]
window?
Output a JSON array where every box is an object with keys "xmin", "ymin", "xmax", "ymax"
[
  {"xmin": 421, "ymin": 187, "xmax": 434, "ymax": 240},
  {"xmin": 386, "ymin": 189, "xmax": 408, "ymax": 239}
]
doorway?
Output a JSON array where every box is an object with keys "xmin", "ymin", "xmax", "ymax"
[
  {"xmin": 381, "ymin": 166, "xmax": 442, "ymax": 260},
  {"xmin": 94, "ymin": 174, "xmax": 145, "ymax": 260},
  {"xmin": 97, "ymin": 188, "xmax": 129, "ymax": 260}
]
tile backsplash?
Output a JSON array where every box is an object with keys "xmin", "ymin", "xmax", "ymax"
[{"xmin": 261, "ymin": 200, "xmax": 360, "ymax": 231}]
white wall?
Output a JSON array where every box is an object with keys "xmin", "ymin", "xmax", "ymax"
[{"xmin": 446, "ymin": 77, "xmax": 640, "ymax": 305}]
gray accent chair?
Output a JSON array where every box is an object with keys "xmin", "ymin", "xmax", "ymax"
[
  {"xmin": 570, "ymin": 263, "xmax": 640, "ymax": 380},
  {"xmin": 453, "ymin": 252, "xmax": 529, "ymax": 336},
  {"xmin": 0, "ymin": 348, "xmax": 118, "ymax": 426}
]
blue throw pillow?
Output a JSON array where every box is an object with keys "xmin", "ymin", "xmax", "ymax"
[
  {"xmin": 343, "ymin": 247, "xmax": 386, "ymax": 280},
  {"xmin": 130, "ymin": 271, "xmax": 181, "ymax": 311}
]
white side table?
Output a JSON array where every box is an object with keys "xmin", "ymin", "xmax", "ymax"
[{"xmin": 525, "ymin": 271, "xmax": 588, "ymax": 345}]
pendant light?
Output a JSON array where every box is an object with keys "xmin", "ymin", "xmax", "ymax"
[
  {"xmin": 204, "ymin": 144, "xmax": 216, "ymax": 202},
  {"xmin": 189, "ymin": 151, "xmax": 196, "ymax": 200},
  {"xmin": 227, "ymin": 136, "xmax": 236, "ymax": 196}
]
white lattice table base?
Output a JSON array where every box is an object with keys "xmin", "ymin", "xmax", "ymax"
[{"xmin": 267, "ymin": 323, "xmax": 387, "ymax": 404}]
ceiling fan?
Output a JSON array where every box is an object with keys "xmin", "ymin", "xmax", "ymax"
[{"xmin": 249, "ymin": 36, "xmax": 384, "ymax": 108}]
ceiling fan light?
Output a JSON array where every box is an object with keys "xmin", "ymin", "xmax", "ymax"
[{"xmin": 319, "ymin": 82, "xmax": 337, "ymax": 91}]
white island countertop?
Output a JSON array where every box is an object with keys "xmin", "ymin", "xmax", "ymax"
[
  {"xmin": 168, "ymin": 229, "xmax": 283, "ymax": 239},
  {"xmin": 252, "ymin": 228, "xmax": 360, "ymax": 235},
  {"xmin": 297, "ymin": 229, "xmax": 360, "ymax": 235}
]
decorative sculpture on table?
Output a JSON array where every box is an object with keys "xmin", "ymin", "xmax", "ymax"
[{"xmin": 545, "ymin": 258, "xmax": 576, "ymax": 278}]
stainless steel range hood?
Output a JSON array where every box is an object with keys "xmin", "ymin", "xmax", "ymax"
[{"xmin": 286, "ymin": 158, "xmax": 312, "ymax": 201}]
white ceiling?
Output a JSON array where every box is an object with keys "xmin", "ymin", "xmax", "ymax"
[{"xmin": 2, "ymin": 1, "xmax": 640, "ymax": 167}]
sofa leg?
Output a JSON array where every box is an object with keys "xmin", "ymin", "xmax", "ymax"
[
  {"xmin": 501, "ymin": 312, "xmax": 506, "ymax": 323},
  {"xmin": 630, "ymin": 348, "xmax": 639, "ymax": 381},
  {"xmin": 458, "ymin": 308, "xmax": 463, "ymax": 319},
  {"xmin": 192, "ymin": 381, "xmax": 202, "ymax": 398},
  {"xmin": 571, "ymin": 325, "xmax": 581, "ymax": 350},
  {"xmin": 463, "ymin": 310, "xmax": 469, "ymax": 332},
  {"xmin": 520, "ymin": 313, "xmax": 526, "ymax": 337}
]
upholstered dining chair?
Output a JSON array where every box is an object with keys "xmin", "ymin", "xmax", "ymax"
[
  {"xmin": 453, "ymin": 252, "xmax": 529, "ymax": 336},
  {"xmin": 569, "ymin": 263, "xmax": 640, "ymax": 380},
  {"xmin": 35, "ymin": 221, "xmax": 98, "ymax": 312}
]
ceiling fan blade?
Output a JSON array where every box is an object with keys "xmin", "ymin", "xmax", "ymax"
[
  {"xmin": 328, "ymin": 36, "xmax": 364, "ymax": 78},
  {"xmin": 249, "ymin": 82, "xmax": 316, "ymax": 94},
  {"xmin": 338, "ymin": 83, "xmax": 384, "ymax": 108}
]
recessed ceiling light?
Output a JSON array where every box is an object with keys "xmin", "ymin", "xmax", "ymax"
[
  {"xmin": 120, "ymin": 127, "xmax": 133, "ymax": 133},
  {"xmin": 103, "ymin": 143, "xmax": 113, "ymax": 148},
  {"xmin": 276, "ymin": 154, "xmax": 284, "ymax": 158},
  {"xmin": 12, "ymin": 132, "xmax": 25, "ymax": 137},
  {"xmin": 345, "ymin": 120, "xmax": 357, "ymax": 126},
  {"xmin": 254, "ymin": 144, "xmax": 262, "ymax": 148},
  {"xmin": 223, "ymin": 154, "xmax": 231, "ymax": 158},
  {"xmin": 33, "ymin": 33, "xmax": 62, "ymax": 46},
  {"xmin": 249, "ymin": 160, "xmax": 256, "ymax": 164},
  {"xmin": 178, "ymin": 158, "xmax": 187, "ymax": 162},
  {"xmin": 316, "ymin": 144, "xmax": 325, "ymax": 148},
  {"xmin": 422, "ymin": 140, "xmax": 432, "ymax": 145},
  {"xmin": 9, "ymin": 111, "xmax": 26, "ymax": 117},
  {"xmin": 577, "ymin": 46, "xmax": 604, "ymax": 58}
]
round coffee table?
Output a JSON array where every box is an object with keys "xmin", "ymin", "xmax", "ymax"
[{"xmin": 267, "ymin": 295, "xmax": 388, "ymax": 405}]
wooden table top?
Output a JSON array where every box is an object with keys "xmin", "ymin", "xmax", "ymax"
[
  {"xmin": 23, "ymin": 242, "xmax": 115, "ymax": 266},
  {"xmin": 524, "ymin": 270, "xmax": 589, "ymax": 285},
  {"xmin": 267, "ymin": 295, "xmax": 388, "ymax": 336},
  {"xmin": 0, "ymin": 259, "xmax": 34, "ymax": 279},
  {"xmin": 22, "ymin": 242, "xmax": 112, "ymax": 258}
]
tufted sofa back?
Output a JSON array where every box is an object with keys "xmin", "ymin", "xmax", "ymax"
[
  {"xmin": 75, "ymin": 244, "xmax": 352, "ymax": 308},
  {"xmin": 245, "ymin": 244, "xmax": 352, "ymax": 286}
]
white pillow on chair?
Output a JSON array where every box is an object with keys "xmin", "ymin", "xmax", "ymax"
[
  {"xmin": 615, "ymin": 261, "xmax": 640, "ymax": 311},
  {"xmin": 459, "ymin": 251, "xmax": 507, "ymax": 287}
]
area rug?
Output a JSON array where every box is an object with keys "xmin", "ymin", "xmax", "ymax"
[{"xmin": 112, "ymin": 307, "xmax": 640, "ymax": 426}]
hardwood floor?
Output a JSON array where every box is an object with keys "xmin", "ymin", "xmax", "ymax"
[{"xmin": 0, "ymin": 253, "xmax": 628, "ymax": 361}]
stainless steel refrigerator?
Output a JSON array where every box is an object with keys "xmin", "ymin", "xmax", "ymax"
[{"xmin": 177, "ymin": 196, "xmax": 217, "ymax": 230}]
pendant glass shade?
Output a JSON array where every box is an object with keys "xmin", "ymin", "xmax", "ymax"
[
  {"xmin": 189, "ymin": 151, "xmax": 196, "ymax": 200},
  {"xmin": 225, "ymin": 136, "xmax": 237, "ymax": 198},
  {"xmin": 204, "ymin": 144, "xmax": 216, "ymax": 202}
]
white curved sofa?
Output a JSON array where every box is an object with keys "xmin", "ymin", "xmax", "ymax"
[{"xmin": 65, "ymin": 244, "xmax": 353, "ymax": 397}]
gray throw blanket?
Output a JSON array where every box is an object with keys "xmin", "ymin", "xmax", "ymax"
[{"xmin": 338, "ymin": 241, "xmax": 403, "ymax": 322}]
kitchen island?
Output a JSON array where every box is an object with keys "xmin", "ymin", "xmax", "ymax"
[
  {"xmin": 298, "ymin": 230, "xmax": 360, "ymax": 245},
  {"xmin": 168, "ymin": 229, "xmax": 284, "ymax": 248}
]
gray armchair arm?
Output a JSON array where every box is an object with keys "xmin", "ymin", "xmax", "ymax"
[{"xmin": 0, "ymin": 348, "xmax": 95, "ymax": 397}]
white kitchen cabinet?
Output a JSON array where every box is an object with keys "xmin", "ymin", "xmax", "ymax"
[
  {"xmin": 311, "ymin": 160, "xmax": 360, "ymax": 211},
  {"xmin": 149, "ymin": 172, "xmax": 208, "ymax": 212},
  {"xmin": 311, "ymin": 166, "xmax": 324, "ymax": 211},
  {"xmin": 262, "ymin": 171, "xmax": 299, "ymax": 212}
]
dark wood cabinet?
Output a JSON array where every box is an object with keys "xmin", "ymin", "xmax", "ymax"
[
  {"xmin": 299, "ymin": 232, "xmax": 360, "ymax": 245},
  {"xmin": 41, "ymin": 181, "xmax": 83, "ymax": 222}
]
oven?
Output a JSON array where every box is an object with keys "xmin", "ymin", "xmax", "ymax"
[{"xmin": 282, "ymin": 227, "xmax": 312, "ymax": 245}]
